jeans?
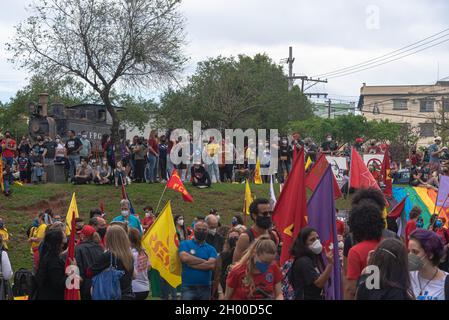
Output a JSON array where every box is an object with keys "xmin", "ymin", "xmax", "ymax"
[
  {"xmin": 207, "ymin": 161, "xmax": 220, "ymax": 183},
  {"xmin": 154, "ymin": 156, "xmax": 159, "ymax": 181},
  {"xmin": 31, "ymin": 166, "xmax": 44, "ymax": 183},
  {"xmin": 4, "ymin": 176, "xmax": 10, "ymax": 193},
  {"xmin": 159, "ymin": 155, "xmax": 167, "ymax": 181},
  {"xmin": 4, "ymin": 157, "xmax": 13, "ymax": 184},
  {"xmin": 181, "ymin": 285, "xmax": 211, "ymax": 300},
  {"xmin": 160, "ymin": 277, "xmax": 177, "ymax": 300},
  {"xmin": 68, "ymin": 155, "xmax": 80, "ymax": 180},
  {"xmin": 145, "ymin": 154, "xmax": 157, "ymax": 182},
  {"xmin": 166, "ymin": 154, "xmax": 175, "ymax": 177}
]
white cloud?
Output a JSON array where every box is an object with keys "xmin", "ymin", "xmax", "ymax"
[{"xmin": 0, "ymin": 0, "xmax": 448, "ymax": 103}]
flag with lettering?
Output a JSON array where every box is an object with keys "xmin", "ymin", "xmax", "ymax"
[
  {"xmin": 142, "ymin": 201, "xmax": 182, "ymax": 288},
  {"xmin": 167, "ymin": 169, "xmax": 194, "ymax": 202}
]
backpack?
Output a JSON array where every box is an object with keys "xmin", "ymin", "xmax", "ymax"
[
  {"xmin": 91, "ymin": 253, "xmax": 125, "ymax": 300},
  {"xmin": 246, "ymin": 228, "xmax": 282, "ymax": 260},
  {"xmin": 12, "ymin": 269, "xmax": 35, "ymax": 297}
]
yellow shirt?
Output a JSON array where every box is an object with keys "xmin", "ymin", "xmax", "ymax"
[
  {"xmin": 30, "ymin": 224, "xmax": 47, "ymax": 252},
  {"xmin": 0, "ymin": 228, "xmax": 9, "ymax": 250},
  {"xmin": 206, "ymin": 143, "xmax": 220, "ymax": 157}
]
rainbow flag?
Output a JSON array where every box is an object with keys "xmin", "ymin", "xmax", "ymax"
[{"xmin": 392, "ymin": 186, "xmax": 449, "ymax": 229}]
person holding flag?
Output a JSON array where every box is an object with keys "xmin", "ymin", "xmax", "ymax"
[{"xmin": 112, "ymin": 199, "xmax": 142, "ymax": 234}]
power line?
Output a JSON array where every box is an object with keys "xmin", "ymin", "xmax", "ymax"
[
  {"xmin": 314, "ymin": 27, "xmax": 449, "ymax": 78},
  {"xmin": 326, "ymin": 37, "xmax": 449, "ymax": 79}
]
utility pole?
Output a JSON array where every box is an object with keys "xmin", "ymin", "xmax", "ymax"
[
  {"xmin": 327, "ymin": 99, "xmax": 332, "ymax": 119},
  {"xmin": 285, "ymin": 46, "xmax": 328, "ymax": 93}
]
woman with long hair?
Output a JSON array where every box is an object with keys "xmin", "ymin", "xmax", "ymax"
[
  {"xmin": 224, "ymin": 236, "xmax": 283, "ymax": 300},
  {"xmin": 174, "ymin": 215, "xmax": 188, "ymax": 241},
  {"xmin": 214, "ymin": 228, "xmax": 241, "ymax": 300},
  {"xmin": 34, "ymin": 229, "xmax": 74, "ymax": 300},
  {"xmin": 289, "ymin": 227, "xmax": 334, "ymax": 300},
  {"xmin": 356, "ymin": 238, "xmax": 414, "ymax": 300},
  {"xmin": 89, "ymin": 225, "xmax": 135, "ymax": 300},
  {"xmin": 129, "ymin": 228, "xmax": 150, "ymax": 300}
]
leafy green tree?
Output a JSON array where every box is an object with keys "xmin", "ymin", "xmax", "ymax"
[
  {"xmin": 7, "ymin": 0, "xmax": 186, "ymax": 144},
  {"xmin": 157, "ymin": 54, "xmax": 314, "ymax": 131}
]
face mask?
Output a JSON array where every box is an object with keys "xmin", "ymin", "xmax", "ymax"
[
  {"xmin": 209, "ymin": 228, "xmax": 217, "ymax": 236},
  {"xmin": 121, "ymin": 210, "xmax": 129, "ymax": 217},
  {"xmin": 327, "ymin": 138, "xmax": 332, "ymax": 142},
  {"xmin": 194, "ymin": 231, "xmax": 207, "ymax": 242},
  {"xmin": 436, "ymin": 220, "xmax": 443, "ymax": 228},
  {"xmin": 56, "ymin": 139, "xmax": 60, "ymax": 143},
  {"xmin": 97, "ymin": 227, "xmax": 107, "ymax": 238},
  {"xmin": 177, "ymin": 219, "xmax": 184, "ymax": 226},
  {"xmin": 229, "ymin": 237, "xmax": 238, "ymax": 249},
  {"xmin": 255, "ymin": 215, "xmax": 272, "ymax": 230},
  {"xmin": 408, "ymin": 253, "xmax": 425, "ymax": 271},
  {"xmin": 231, "ymin": 218, "xmax": 238, "ymax": 226},
  {"xmin": 255, "ymin": 261, "xmax": 270, "ymax": 274},
  {"xmin": 103, "ymin": 161, "xmax": 108, "ymax": 165},
  {"xmin": 82, "ymin": 135, "xmax": 87, "ymax": 139},
  {"xmin": 416, "ymin": 219, "xmax": 424, "ymax": 228},
  {"xmin": 145, "ymin": 212, "xmax": 152, "ymax": 218},
  {"xmin": 309, "ymin": 239, "xmax": 323, "ymax": 255}
]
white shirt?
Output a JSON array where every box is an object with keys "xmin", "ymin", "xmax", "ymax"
[
  {"xmin": 410, "ymin": 271, "xmax": 448, "ymax": 300},
  {"xmin": 0, "ymin": 251, "xmax": 13, "ymax": 281},
  {"xmin": 131, "ymin": 248, "xmax": 150, "ymax": 293}
]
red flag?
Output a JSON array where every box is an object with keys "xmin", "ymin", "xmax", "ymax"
[
  {"xmin": 350, "ymin": 147, "xmax": 381, "ymax": 190},
  {"xmin": 381, "ymin": 148, "xmax": 393, "ymax": 198},
  {"xmin": 388, "ymin": 196, "xmax": 407, "ymax": 219},
  {"xmin": 273, "ymin": 149, "xmax": 308, "ymax": 265},
  {"xmin": 167, "ymin": 169, "xmax": 194, "ymax": 203},
  {"xmin": 64, "ymin": 209, "xmax": 80, "ymax": 300},
  {"xmin": 305, "ymin": 154, "xmax": 343, "ymax": 200}
]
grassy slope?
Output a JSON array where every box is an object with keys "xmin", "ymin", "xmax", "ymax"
[{"xmin": 0, "ymin": 183, "xmax": 352, "ymax": 270}]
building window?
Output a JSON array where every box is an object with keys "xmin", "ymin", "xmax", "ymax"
[
  {"xmin": 393, "ymin": 99, "xmax": 408, "ymax": 110},
  {"xmin": 443, "ymin": 99, "xmax": 449, "ymax": 112},
  {"xmin": 419, "ymin": 123, "xmax": 434, "ymax": 137},
  {"xmin": 420, "ymin": 99, "xmax": 435, "ymax": 112}
]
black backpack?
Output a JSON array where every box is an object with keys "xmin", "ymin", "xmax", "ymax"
[{"xmin": 12, "ymin": 269, "xmax": 35, "ymax": 297}]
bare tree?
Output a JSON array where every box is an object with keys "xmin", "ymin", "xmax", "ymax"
[{"xmin": 7, "ymin": 0, "xmax": 186, "ymax": 143}]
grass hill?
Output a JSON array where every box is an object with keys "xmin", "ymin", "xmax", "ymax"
[{"xmin": 0, "ymin": 182, "xmax": 352, "ymax": 270}]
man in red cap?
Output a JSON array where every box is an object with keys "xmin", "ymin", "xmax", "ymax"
[{"xmin": 75, "ymin": 225, "xmax": 104, "ymax": 300}]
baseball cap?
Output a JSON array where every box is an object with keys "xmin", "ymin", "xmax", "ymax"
[
  {"xmin": 435, "ymin": 136, "xmax": 442, "ymax": 141},
  {"xmin": 81, "ymin": 225, "xmax": 97, "ymax": 237}
]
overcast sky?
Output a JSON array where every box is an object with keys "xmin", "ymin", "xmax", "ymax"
[{"xmin": 1, "ymin": 0, "xmax": 448, "ymax": 104}]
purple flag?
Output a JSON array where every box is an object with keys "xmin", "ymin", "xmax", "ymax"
[
  {"xmin": 307, "ymin": 165, "xmax": 342, "ymax": 300},
  {"xmin": 437, "ymin": 175, "xmax": 449, "ymax": 208}
]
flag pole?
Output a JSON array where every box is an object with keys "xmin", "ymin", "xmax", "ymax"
[
  {"xmin": 432, "ymin": 181, "xmax": 441, "ymax": 217},
  {"xmin": 155, "ymin": 184, "xmax": 169, "ymax": 215}
]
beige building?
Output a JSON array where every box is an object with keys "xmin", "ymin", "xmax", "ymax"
[{"xmin": 358, "ymin": 81, "xmax": 449, "ymax": 145}]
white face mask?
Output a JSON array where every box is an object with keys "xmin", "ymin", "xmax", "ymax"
[
  {"xmin": 177, "ymin": 219, "xmax": 184, "ymax": 226},
  {"xmin": 209, "ymin": 228, "xmax": 217, "ymax": 236},
  {"xmin": 121, "ymin": 210, "xmax": 129, "ymax": 217},
  {"xmin": 82, "ymin": 135, "xmax": 88, "ymax": 139},
  {"xmin": 309, "ymin": 239, "xmax": 323, "ymax": 255},
  {"xmin": 145, "ymin": 212, "xmax": 152, "ymax": 218}
]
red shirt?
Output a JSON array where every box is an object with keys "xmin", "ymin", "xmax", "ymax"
[
  {"xmin": 148, "ymin": 138, "xmax": 159, "ymax": 155},
  {"xmin": 142, "ymin": 216, "xmax": 155, "ymax": 232},
  {"xmin": 2, "ymin": 138, "xmax": 16, "ymax": 158},
  {"xmin": 405, "ymin": 220, "xmax": 417, "ymax": 247},
  {"xmin": 226, "ymin": 262, "xmax": 282, "ymax": 300},
  {"xmin": 346, "ymin": 239, "xmax": 380, "ymax": 281},
  {"xmin": 436, "ymin": 228, "xmax": 449, "ymax": 246}
]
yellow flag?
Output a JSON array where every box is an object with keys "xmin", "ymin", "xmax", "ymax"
[
  {"xmin": 0, "ymin": 157, "xmax": 4, "ymax": 192},
  {"xmin": 142, "ymin": 201, "xmax": 182, "ymax": 288},
  {"xmin": 65, "ymin": 193, "xmax": 79, "ymax": 234},
  {"xmin": 243, "ymin": 180, "xmax": 254, "ymax": 215},
  {"xmin": 254, "ymin": 158, "xmax": 263, "ymax": 184},
  {"xmin": 305, "ymin": 157, "xmax": 312, "ymax": 170}
]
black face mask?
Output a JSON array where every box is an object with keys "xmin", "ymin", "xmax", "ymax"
[
  {"xmin": 255, "ymin": 215, "xmax": 272, "ymax": 230},
  {"xmin": 195, "ymin": 231, "xmax": 207, "ymax": 242},
  {"xmin": 228, "ymin": 237, "xmax": 238, "ymax": 249},
  {"xmin": 97, "ymin": 227, "xmax": 107, "ymax": 238}
]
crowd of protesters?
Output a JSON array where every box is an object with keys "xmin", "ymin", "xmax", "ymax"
[{"xmin": 1, "ymin": 187, "xmax": 449, "ymax": 300}]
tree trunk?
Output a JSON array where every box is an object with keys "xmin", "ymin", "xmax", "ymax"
[{"xmin": 101, "ymin": 91, "xmax": 121, "ymax": 159}]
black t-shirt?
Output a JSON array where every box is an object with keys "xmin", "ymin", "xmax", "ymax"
[
  {"xmin": 44, "ymin": 141, "xmax": 57, "ymax": 159},
  {"xmin": 206, "ymin": 233, "xmax": 224, "ymax": 253},
  {"xmin": 18, "ymin": 142, "xmax": 31, "ymax": 155},
  {"xmin": 279, "ymin": 144, "xmax": 292, "ymax": 160},
  {"xmin": 356, "ymin": 274, "xmax": 411, "ymax": 300},
  {"xmin": 66, "ymin": 138, "xmax": 82, "ymax": 156},
  {"xmin": 32, "ymin": 143, "xmax": 47, "ymax": 156},
  {"xmin": 291, "ymin": 256, "xmax": 323, "ymax": 300},
  {"xmin": 321, "ymin": 140, "xmax": 338, "ymax": 152},
  {"xmin": 305, "ymin": 143, "xmax": 318, "ymax": 162}
]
